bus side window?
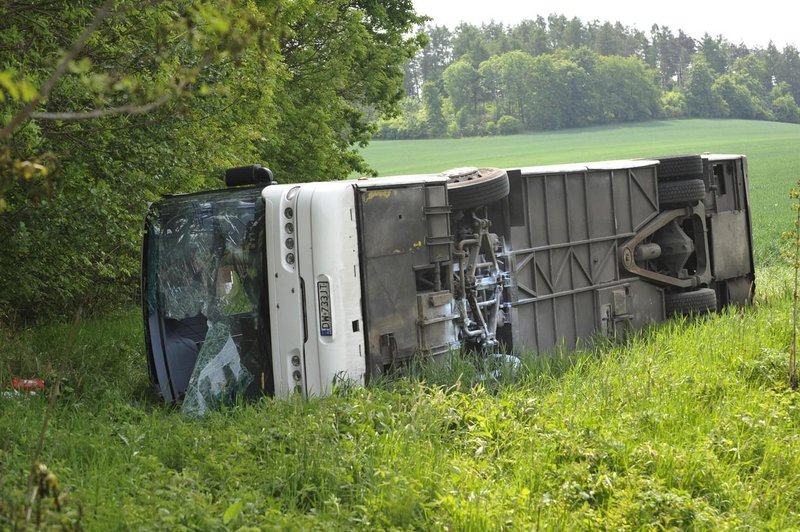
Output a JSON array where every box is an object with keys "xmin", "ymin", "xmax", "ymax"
[{"xmin": 713, "ymin": 163, "xmax": 727, "ymax": 195}]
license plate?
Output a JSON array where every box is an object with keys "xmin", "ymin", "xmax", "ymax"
[{"xmin": 317, "ymin": 281, "xmax": 333, "ymax": 336}]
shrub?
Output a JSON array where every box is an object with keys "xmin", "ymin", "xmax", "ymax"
[
  {"xmin": 497, "ymin": 115, "xmax": 522, "ymax": 135},
  {"xmin": 772, "ymin": 95, "xmax": 800, "ymax": 124},
  {"xmin": 660, "ymin": 91, "xmax": 688, "ymax": 118}
]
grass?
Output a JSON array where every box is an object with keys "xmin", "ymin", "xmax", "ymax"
[
  {"xmin": 363, "ymin": 119, "xmax": 800, "ymax": 176},
  {"xmin": 2, "ymin": 275, "xmax": 799, "ymax": 529},
  {"xmin": 2, "ymin": 119, "xmax": 800, "ymax": 529}
]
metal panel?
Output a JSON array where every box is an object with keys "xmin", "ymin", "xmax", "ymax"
[
  {"xmin": 511, "ymin": 289, "xmax": 598, "ymax": 352},
  {"xmin": 424, "ymin": 185, "xmax": 452, "ymax": 262},
  {"xmin": 709, "ymin": 211, "xmax": 752, "ymax": 280},
  {"xmin": 596, "ymin": 281, "xmax": 664, "ymax": 338},
  {"xmin": 358, "ymin": 183, "xmax": 455, "ymax": 373},
  {"xmin": 627, "ymin": 280, "xmax": 665, "ymax": 328},
  {"xmin": 362, "ymin": 255, "xmax": 420, "ymax": 361},
  {"xmin": 724, "ymin": 276, "xmax": 755, "ymax": 306},
  {"xmin": 360, "ymin": 187, "xmax": 428, "ymax": 258},
  {"xmin": 506, "ymin": 163, "xmax": 660, "ymax": 354},
  {"xmin": 708, "ymin": 160, "xmax": 739, "ymax": 214},
  {"xmin": 416, "ymin": 291, "xmax": 458, "ymax": 356}
]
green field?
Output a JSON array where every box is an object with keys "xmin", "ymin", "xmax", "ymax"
[
  {"xmin": 364, "ymin": 118, "xmax": 800, "ymax": 265},
  {"xmin": 363, "ymin": 119, "xmax": 800, "ymax": 176},
  {"xmin": 2, "ymin": 119, "xmax": 800, "ymax": 529}
]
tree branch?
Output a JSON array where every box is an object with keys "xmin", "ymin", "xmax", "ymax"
[
  {"xmin": 31, "ymin": 93, "xmax": 172, "ymax": 121},
  {"xmin": 0, "ymin": 0, "xmax": 116, "ymax": 140}
]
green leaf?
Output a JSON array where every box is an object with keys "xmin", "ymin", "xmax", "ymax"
[
  {"xmin": 0, "ymin": 70, "xmax": 20, "ymax": 100},
  {"xmin": 222, "ymin": 499, "xmax": 243, "ymax": 524},
  {"xmin": 68, "ymin": 57, "xmax": 93, "ymax": 74},
  {"xmin": 18, "ymin": 79, "xmax": 38, "ymax": 102}
]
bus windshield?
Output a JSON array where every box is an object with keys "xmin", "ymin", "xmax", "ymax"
[{"xmin": 143, "ymin": 187, "xmax": 271, "ymax": 415}]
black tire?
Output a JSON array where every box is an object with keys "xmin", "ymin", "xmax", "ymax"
[
  {"xmin": 446, "ymin": 168, "xmax": 510, "ymax": 211},
  {"xmin": 658, "ymin": 179, "xmax": 706, "ymax": 208},
  {"xmin": 655, "ymin": 155, "xmax": 704, "ymax": 181},
  {"xmin": 665, "ymin": 288, "xmax": 717, "ymax": 316}
]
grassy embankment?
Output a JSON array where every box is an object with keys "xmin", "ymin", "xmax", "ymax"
[{"xmin": 2, "ymin": 119, "xmax": 800, "ymax": 529}]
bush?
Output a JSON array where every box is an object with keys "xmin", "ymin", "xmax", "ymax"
[
  {"xmin": 772, "ymin": 94, "xmax": 800, "ymax": 124},
  {"xmin": 497, "ymin": 115, "xmax": 522, "ymax": 135},
  {"xmin": 660, "ymin": 91, "xmax": 688, "ymax": 118}
]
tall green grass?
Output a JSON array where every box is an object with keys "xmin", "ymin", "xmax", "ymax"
[
  {"xmin": 2, "ymin": 119, "xmax": 800, "ymax": 529},
  {"xmin": 2, "ymin": 271, "xmax": 798, "ymax": 529}
]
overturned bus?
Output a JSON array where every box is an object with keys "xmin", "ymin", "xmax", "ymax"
[{"xmin": 142, "ymin": 154, "xmax": 755, "ymax": 413}]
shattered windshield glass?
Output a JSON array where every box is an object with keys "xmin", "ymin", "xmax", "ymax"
[{"xmin": 144, "ymin": 187, "xmax": 271, "ymax": 416}]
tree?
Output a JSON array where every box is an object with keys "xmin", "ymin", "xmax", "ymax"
[
  {"xmin": 660, "ymin": 91, "xmax": 688, "ymax": 118},
  {"xmin": 685, "ymin": 56, "xmax": 728, "ymax": 117},
  {"xmin": 526, "ymin": 54, "xmax": 588, "ymax": 130},
  {"xmin": 594, "ymin": 22, "xmax": 627, "ymax": 57},
  {"xmin": 479, "ymin": 51, "xmax": 536, "ymax": 125},
  {"xmin": 419, "ymin": 25, "xmax": 453, "ymax": 84},
  {"xmin": 771, "ymin": 83, "xmax": 800, "ymax": 123},
  {"xmin": 780, "ymin": 45, "xmax": 800, "ymax": 103},
  {"xmin": 509, "ymin": 17, "xmax": 550, "ymax": 56},
  {"xmin": 650, "ymin": 25, "xmax": 679, "ymax": 89},
  {"xmin": 713, "ymin": 73, "xmax": 773, "ymax": 120},
  {"xmin": 547, "ymin": 14, "xmax": 569, "ymax": 49},
  {"xmin": 675, "ymin": 30, "xmax": 697, "ymax": 88},
  {"xmin": 2, "ymin": 0, "xmax": 283, "ymax": 319},
  {"xmin": 650, "ymin": 25, "xmax": 694, "ymax": 90},
  {"xmin": 765, "ymin": 42, "xmax": 783, "ymax": 86},
  {"xmin": 375, "ymin": 97, "xmax": 427, "ymax": 139},
  {"xmin": 553, "ymin": 48, "xmax": 598, "ymax": 126},
  {"xmin": 699, "ymin": 33, "xmax": 729, "ymax": 74},
  {"xmin": 477, "ymin": 57, "xmax": 504, "ymax": 121},
  {"xmin": 732, "ymin": 53, "xmax": 773, "ymax": 95},
  {"xmin": 268, "ymin": 0, "xmax": 426, "ymax": 179},
  {"xmin": 442, "ymin": 58, "xmax": 482, "ymax": 115},
  {"xmin": 481, "ymin": 21, "xmax": 511, "ymax": 57},
  {"xmin": 452, "ymin": 23, "xmax": 490, "ymax": 66},
  {"xmin": 594, "ymin": 55, "xmax": 661, "ymax": 122},
  {"xmin": 421, "ymin": 81, "xmax": 448, "ymax": 136},
  {"xmin": 393, "ymin": 12, "xmax": 800, "ymax": 137},
  {"xmin": 0, "ymin": 0, "xmax": 425, "ymax": 320},
  {"xmin": 563, "ymin": 17, "xmax": 586, "ymax": 49}
]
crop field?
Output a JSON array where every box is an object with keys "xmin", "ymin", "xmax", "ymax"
[
  {"xmin": 364, "ymin": 118, "xmax": 800, "ymax": 265},
  {"xmin": 2, "ymin": 119, "xmax": 800, "ymax": 529}
]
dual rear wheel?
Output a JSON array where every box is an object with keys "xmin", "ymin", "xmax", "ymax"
[
  {"xmin": 655, "ymin": 155, "xmax": 706, "ymax": 208},
  {"xmin": 657, "ymin": 156, "xmax": 716, "ymax": 316}
]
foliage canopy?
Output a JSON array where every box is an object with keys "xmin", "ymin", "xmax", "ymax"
[
  {"xmin": 383, "ymin": 17, "xmax": 800, "ymax": 139},
  {"xmin": 0, "ymin": 0, "xmax": 425, "ymax": 320}
]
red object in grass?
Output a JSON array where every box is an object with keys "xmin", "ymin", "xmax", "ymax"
[{"xmin": 11, "ymin": 378, "xmax": 45, "ymax": 392}]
